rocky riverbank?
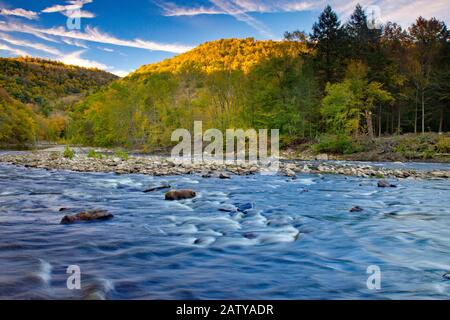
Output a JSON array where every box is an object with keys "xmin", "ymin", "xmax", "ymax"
[{"xmin": 0, "ymin": 151, "xmax": 449, "ymax": 180}]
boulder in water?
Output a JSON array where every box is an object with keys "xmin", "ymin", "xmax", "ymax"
[
  {"xmin": 377, "ymin": 180, "xmax": 397, "ymax": 188},
  {"xmin": 350, "ymin": 206, "xmax": 364, "ymax": 212},
  {"xmin": 236, "ymin": 202, "xmax": 253, "ymax": 213},
  {"xmin": 165, "ymin": 189, "xmax": 196, "ymax": 201},
  {"xmin": 143, "ymin": 182, "xmax": 171, "ymax": 193},
  {"xmin": 219, "ymin": 172, "xmax": 231, "ymax": 179},
  {"xmin": 443, "ymin": 272, "xmax": 450, "ymax": 280},
  {"xmin": 284, "ymin": 169, "xmax": 296, "ymax": 177},
  {"xmin": 201, "ymin": 171, "xmax": 212, "ymax": 178},
  {"xmin": 61, "ymin": 209, "xmax": 113, "ymax": 224}
]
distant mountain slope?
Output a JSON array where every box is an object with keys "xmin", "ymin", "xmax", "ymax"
[
  {"xmin": 133, "ymin": 38, "xmax": 308, "ymax": 76},
  {"xmin": 0, "ymin": 57, "xmax": 118, "ymax": 114},
  {"xmin": 69, "ymin": 38, "xmax": 313, "ymax": 148}
]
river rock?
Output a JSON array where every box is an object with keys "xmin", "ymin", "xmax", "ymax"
[
  {"xmin": 350, "ymin": 206, "xmax": 364, "ymax": 212},
  {"xmin": 165, "ymin": 189, "xmax": 196, "ymax": 201},
  {"xmin": 431, "ymin": 171, "xmax": 449, "ymax": 178},
  {"xmin": 236, "ymin": 202, "xmax": 253, "ymax": 213},
  {"xmin": 284, "ymin": 168, "xmax": 296, "ymax": 177},
  {"xmin": 377, "ymin": 180, "xmax": 397, "ymax": 188},
  {"xmin": 60, "ymin": 209, "xmax": 113, "ymax": 224},
  {"xmin": 316, "ymin": 153, "xmax": 329, "ymax": 161},
  {"xmin": 201, "ymin": 171, "xmax": 212, "ymax": 178},
  {"xmin": 219, "ymin": 172, "xmax": 231, "ymax": 179},
  {"xmin": 143, "ymin": 182, "xmax": 171, "ymax": 193}
]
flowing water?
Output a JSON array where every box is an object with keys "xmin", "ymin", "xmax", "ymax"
[{"xmin": 0, "ymin": 161, "xmax": 449, "ymax": 299}]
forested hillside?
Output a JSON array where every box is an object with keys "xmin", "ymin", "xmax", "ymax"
[
  {"xmin": 69, "ymin": 4, "xmax": 449, "ymax": 154},
  {"xmin": 0, "ymin": 57, "xmax": 118, "ymax": 144},
  {"xmin": 69, "ymin": 38, "xmax": 311, "ymax": 148},
  {"xmin": 135, "ymin": 38, "xmax": 308, "ymax": 75},
  {"xmin": 0, "ymin": 88, "xmax": 36, "ymax": 145},
  {"xmin": 1, "ymin": 4, "xmax": 448, "ymax": 154},
  {"xmin": 0, "ymin": 57, "xmax": 118, "ymax": 113}
]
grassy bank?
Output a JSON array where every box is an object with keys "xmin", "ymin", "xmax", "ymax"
[
  {"xmin": 2, "ymin": 133, "xmax": 450, "ymax": 164},
  {"xmin": 285, "ymin": 133, "xmax": 450, "ymax": 163}
]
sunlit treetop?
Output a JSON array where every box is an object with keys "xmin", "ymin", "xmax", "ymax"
[{"xmin": 133, "ymin": 38, "xmax": 310, "ymax": 76}]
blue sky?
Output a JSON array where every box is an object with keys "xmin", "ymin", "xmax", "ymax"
[{"xmin": 0, "ymin": 0, "xmax": 448, "ymax": 76}]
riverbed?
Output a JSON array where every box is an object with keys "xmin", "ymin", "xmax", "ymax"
[{"xmin": 0, "ymin": 162, "xmax": 449, "ymax": 299}]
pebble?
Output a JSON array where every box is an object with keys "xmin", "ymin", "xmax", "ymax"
[{"xmin": 0, "ymin": 152, "xmax": 447, "ymax": 180}]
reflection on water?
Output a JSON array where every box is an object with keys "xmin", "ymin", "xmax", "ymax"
[{"xmin": 0, "ymin": 163, "xmax": 449, "ymax": 299}]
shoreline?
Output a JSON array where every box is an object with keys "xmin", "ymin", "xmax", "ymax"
[{"xmin": 0, "ymin": 150, "xmax": 449, "ymax": 180}]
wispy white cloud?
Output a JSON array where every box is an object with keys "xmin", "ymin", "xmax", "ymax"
[
  {"xmin": 209, "ymin": 0, "xmax": 275, "ymax": 38},
  {"xmin": 322, "ymin": 1, "xmax": 449, "ymax": 27},
  {"xmin": 110, "ymin": 69, "xmax": 130, "ymax": 77},
  {"xmin": 0, "ymin": 20, "xmax": 59, "ymax": 43},
  {"xmin": 159, "ymin": 0, "xmax": 449, "ymax": 33},
  {"xmin": 61, "ymin": 9, "xmax": 96, "ymax": 19},
  {"xmin": 232, "ymin": 0, "xmax": 316, "ymax": 13},
  {"xmin": 157, "ymin": 2, "xmax": 223, "ymax": 16},
  {"xmin": 157, "ymin": 0, "xmax": 317, "ymax": 38},
  {"xmin": 158, "ymin": 0, "xmax": 316, "ymax": 16},
  {"xmin": 61, "ymin": 38, "xmax": 89, "ymax": 49},
  {"xmin": 0, "ymin": 21, "xmax": 193, "ymax": 53},
  {"xmin": 98, "ymin": 46, "xmax": 114, "ymax": 52},
  {"xmin": 0, "ymin": 7, "xmax": 39, "ymax": 20},
  {"xmin": 57, "ymin": 50, "xmax": 107, "ymax": 69},
  {"xmin": 0, "ymin": 33, "xmax": 61, "ymax": 55},
  {"xmin": 42, "ymin": 0, "xmax": 95, "ymax": 19},
  {"xmin": 0, "ymin": 43, "xmax": 29, "ymax": 56}
]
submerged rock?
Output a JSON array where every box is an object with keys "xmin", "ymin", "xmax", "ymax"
[
  {"xmin": 143, "ymin": 182, "xmax": 171, "ymax": 193},
  {"xmin": 219, "ymin": 172, "xmax": 231, "ymax": 179},
  {"xmin": 377, "ymin": 180, "xmax": 397, "ymax": 188},
  {"xmin": 60, "ymin": 209, "xmax": 113, "ymax": 224},
  {"xmin": 350, "ymin": 206, "xmax": 364, "ymax": 212},
  {"xmin": 443, "ymin": 272, "xmax": 450, "ymax": 280},
  {"xmin": 218, "ymin": 204, "xmax": 238, "ymax": 212},
  {"xmin": 165, "ymin": 189, "xmax": 196, "ymax": 201},
  {"xmin": 236, "ymin": 202, "xmax": 253, "ymax": 213},
  {"xmin": 201, "ymin": 171, "xmax": 212, "ymax": 178},
  {"xmin": 284, "ymin": 168, "xmax": 296, "ymax": 177},
  {"xmin": 243, "ymin": 232, "xmax": 258, "ymax": 239},
  {"xmin": 193, "ymin": 237, "xmax": 216, "ymax": 246}
]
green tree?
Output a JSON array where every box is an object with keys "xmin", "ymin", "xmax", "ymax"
[
  {"xmin": 409, "ymin": 17, "xmax": 448, "ymax": 133},
  {"xmin": 310, "ymin": 5, "xmax": 345, "ymax": 86},
  {"xmin": 321, "ymin": 62, "xmax": 393, "ymax": 139}
]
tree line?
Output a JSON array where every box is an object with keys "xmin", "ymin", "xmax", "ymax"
[
  {"xmin": 68, "ymin": 4, "xmax": 449, "ymax": 152},
  {"xmin": 285, "ymin": 4, "xmax": 449, "ymax": 136},
  {"xmin": 1, "ymin": 4, "xmax": 448, "ymax": 152}
]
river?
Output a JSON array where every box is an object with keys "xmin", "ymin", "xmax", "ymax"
[{"xmin": 0, "ymin": 161, "xmax": 449, "ymax": 299}]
